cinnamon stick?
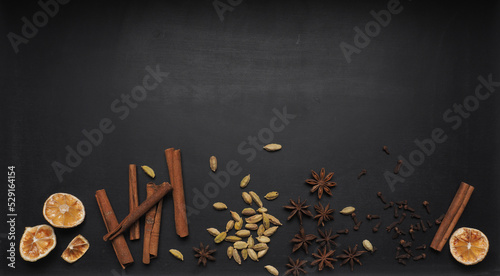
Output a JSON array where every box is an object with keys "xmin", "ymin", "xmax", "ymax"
[
  {"xmin": 430, "ymin": 182, "xmax": 474, "ymax": 251},
  {"xmin": 95, "ymin": 189, "xmax": 134, "ymax": 269},
  {"xmin": 149, "ymin": 183, "xmax": 164, "ymax": 258},
  {"xmin": 129, "ymin": 164, "xmax": 140, "ymax": 240},
  {"xmin": 165, "ymin": 148, "xmax": 189, "ymax": 237},
  {"xmin": 103, "ymin": 182, "xmax": 173, "ymax": 241},
  {"xmin": 143, "ymin": 183, "xmax": 157, "ymax": 264}
]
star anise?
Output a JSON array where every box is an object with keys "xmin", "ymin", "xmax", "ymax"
[
  {"xmin": 284, "ymin": 197, "xmax": 313, "ymax": 225},
  {"xmin": 316, "ymin": 228, "xmax": 339, "ymax": 250},
  {"xmin": 314, "ymin": 202, "xmax": 334, "ymax": 227},
  {"xmin": 337, "ymin": 244, "xmax": 366, "ymax": 271},
  {"xmin": 311, "ymin": 247, "xmax": 337, "ymax": 271},
  {"xmin": 291, "ymin": 227, "xmax": 317, "ymax": 254},
  {"xmin": 285, "ymin": 256, "xmax": 308, "ymax": 276},
  {"xmin": 305, "ymin": 168, "xmax": 336, "ymax": 199},
  {"xmin": 193, "ymin": 242, "xmax": 216, "ymax": 266}
]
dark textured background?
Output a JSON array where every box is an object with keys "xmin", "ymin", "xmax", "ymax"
[{"xmin": 1, "ymin": 0, "xmax": 499, "ymax": 275}]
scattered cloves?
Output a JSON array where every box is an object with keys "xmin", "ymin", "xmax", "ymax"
[
  {"xmin": 398, "ymin": 259, "xmax": 406, "ymax": 265},
  {"xmin": 394, "ymin": 207, "xmax": 399, "ymax": 218},
  {"xmin": 396, "ymin": 254, "xmax": 410, "ymax": 260},
  {"xmin": 422, "ymin": 201, "xmax": 430, "ymax": 214},
  {"xmin": 400, "ymin": 240, "xmax": 412, "ymax": 248},
  {"xmin": 384, "ymin": 202, "xmax": 394, "ymax": 210},
  {"xmin": 377, "ymin": 192, "xmax": 387, "ymax": 204},
  {"xmin": 383, "ymin": 146, "xmax": 390, "ymax": 155},
  {"xmin": 358, "ymin": 169, "xmax": 367, "ymax": 179},
  {"xmin": 416, "ymin": 244, "xmax": 427, "ymax": 250},
  {"xmin": 386, "ymin": 221, "xmax": 398, "ymax": 232},
  {"xmin": 398, "ymin": 213, "xmax": 407, "ymax": 224},
  {"xmin": 353, "ymin": 221, "xmax": 362, "ymax": 231},
  {"xmin": 394, "ymin": 160, "xmax": 403, "ymax": 174},
  {"xmin": 410, "ymin": 213, "xmax": 421, "ymax": 219},
  {"xmin": 403, "ymin": 205, "xmax": 415, "ymax": 212},
  {"xmin": 413, "ymin": 253, "xmax": 426, "ymax": 261},
  {"xmin": 427, "ymin": 220, "xmax": 433, "ymax": 228},
  {"xmin": 409, "ymin": 228, "xmax": 415, "ymax": 240},
  {"xmin": 420, "ymin": 220, "xmax": 427, "ymax": 232},
  {"xmin": 366, "ymin": 214, "xmax": 380, "ymax": 220},
  {"xmin": 435, "ymin": 214, "xmax": 445, "ymax": 225},
  {"xmin": 372, "ymin": 221, "xmax": 381, "ymax": 233},
  {"xmin": 351, "ymin": 212, "xmax": 358, "ymax": 224},
  {"xmin": 337, "ymin": 228, "xmax": 349, "ymax": 234},
  {"xmin": 395, "ymin": 247, "xmax": 402, "ymax": 258}
]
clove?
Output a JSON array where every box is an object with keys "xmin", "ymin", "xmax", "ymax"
[
  {"xmin": 427, "ymin": 220, "xmax": 433, "ymax": 228},
  {"xmin": 395, "ymin": 247, "xmax": 402, "ymax": 258},
  {"xmin": 398, "ymin": 259, "xmax": 407, "ymax": 265},
  {"xmin": 422, "ymin": 201, "xmax": 430, "ymax": 214},
  {"xmin": 386, "ymin": 221, "xmax": 399, "ymax": 232},
  {"xmin": 353, "ymin": 221, "xmax": 362, "ymax": 231},
  {"xmin": 337, "ymin": 228, "xmax": 349, "ymax": 234},
  {"xmin": 409, "ymin": 228, "xmax": 415, "ymax": 240},
  {"xmin": 398, "ymin": 213, "xmax": 407, "ymax": 224},
  {"xmin": 351, "ymin": 212, "xmax": 358, "ymax": 224},
  {"xmin": 416, "ymin": 244, "xmax": 427, "ymax": 250},
  {"xmin": 358, "ymin": 169, "xmax": 367, "ymax": 179},
  {"xmin": 413, "ymin": 253, "xmax": 426, "ymax": 261},
  {"xmin": 394, "ymin": 207, "xmax": 399, "ymax": 218},
  {"xmin": 372, "ymin": 221, "xmax": 381, "ymax": 233},
  {"xmin": 396, "ymin": 254, "xmax": 410, "ymax": 260},
  {"xmin": 394, "ymin": 160, "xmax": 403, "ymax": 174},
  {"xmin": 404, "ymin": 205, "xmax": 415, "ymax": 212},
  {"xmin": 384, "ymin": 202, "xmax": 394, "ymax": 210},
  {"xmin": 383, "ymin": 146, "xmax": 390, "ymax": 155},
  {"xmin": 414, "ymin": 223, "xmax": 421, "ymax": 231},
  {"xmin": 377, "ymin": 192, "xmax": 387, "ymax": 204},
  {"xmin": 420, "ymin": 220, "xmax": 427, "ymax": 232},
  {"xmin": 366, "ymin": 214, "xmax": 380, "ymax": 220},
  {"xmin": 435, "ymin": 214, "xmax": 445, "ymax": 225},
  {"xmin": 410, "ymin": 213, "xmax": 421, "ymax": 219},
  {"xmin": 400, "ymin": 239, "xmax": 412, "ymax": 248}
]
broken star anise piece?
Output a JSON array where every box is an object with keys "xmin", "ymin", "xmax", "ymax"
[
  {"xmin": 285, "ymin": 256, "xmax": 308, "ymax": 276},
  {"xmin": 306, "ymin": 168, "xmax": 336, "ymax": 199},
  {"xmin": 284, "ymin": 197, "xmax": 313, "ymax": 225},
  {"xmin": 311, "ymin": 246, "xmax": 337, "ymax": 271},
  {"xmin": 291, "ymin": 227, "xmax": 317, "ymax": 254},
  {"xmin": 314, "ymin": 202, "xmax": 334, "ymax": 227},
  {"xmin": 193, "ymin": 242, "xmax": 216, "ymax": 266},
  {"xmin": 337, "ymin": 244, "xmax": 366, "ymax": 272},
  {"xmin": 316, "ymin": 228, "xmax": 339, "ymax": 250}
]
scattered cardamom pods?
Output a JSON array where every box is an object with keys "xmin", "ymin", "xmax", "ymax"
[
  {"xmin": 236, "ymin": 230, "xmax": 251, "ymax": 238},
  {"xmin": 209, "ymin": 156, "xmax": 217, "ymax": 172},
  {"xmin": 213, "ymin": 202, "xmax": 227, "ymax": 210},
  {"xmin": 264, "ymin": 191, "xmax": 279, "ymax": 200},
  {"xmin": 245, "ymin": 223, "xmax": 258, "ymax": 230},
  {"xmin": 263, "ymin": 226, "xmax": 278, "ymax": 237},
  {"xmin": 263, "ymin": 143, "xmax": 282, "ymax": 152},
  {"xmin": 363, "ymin": 239, "xmax": 374, "ymax": 252},
  {"xmin": 266, "ymin": 214, "xmax": 282, "ymax": 226},
  {"xmin": 206, "ymin": 228, "xmax": 220, "ymax": 237},
  {"xmin": 227, "ymin": 246, "xmax": 234, "ymax": 259},
  {"xmin": 257, "ymin": 224, "xmax": 265, "ymax": 236},
  {"xmin": 235, "ymin": 219, "xmax": 243, "ymax": 230},
  {"xmin": 263, "ymin": 213, "xmax": 270, "ymax": 229},
  {"xmin": 214, "ymin": 231, "xmax": 227, "ymax": 243},
  {"xmin": 169, "ymin": 249, "xmax": 184, "ymax": 261},
  {"xmin": 265, "ymin": 265, "xmax": 279, "ymax": 276},
  {"xmin": 257, "ymin": 207, "xmax": 268, "ymax": 213},
  {"xmin": 226, "ymin": 220, "xmax": 235, "ymax": 232},
  {"xmin": 241, "ymin": 248, "xmax": 248, "ymax": 260},
  {"xmin": 240, "ymin": 174, "xmax": 251, "ymax": 188},
  {"xmin": 225, "ymin": 235, "xmax": 242, "ymax": 242},
  {"xmin": 242, "ymin": 192, "xmax": 253, "ymax": 205},
  {"xmin": 256, "ymin": 236, "xmax": 270, "ymax": 243},
  {"xmin": 258, "ymin": 248, "xmax": 268, "ymax": 258},
  {"xmin": 247, "ymin": 236, "xmax": 255, "ymax": 248},
  {"xmin": 249, "ymin": 191, "xmax": 263, "ymax": 207},
  {"xmin": 248, "ymin": 248, "xmax": 259, "ymax": 261},
  {"xmin": 233, "ymin": 249, "xmax": 241, "ymax": 265},
  {"xmin": 230, "ymin": 211, "xmax": 242, "ymax": 222},
  {"xmin": 233, "ymin": 241, "xmax": 248, "ymax": 250},
  {"xmin": 245, "ymin": 214, "xmax": 263, "ymax": 224},
  {"xmin": 340, "ymin": 206, "xmax": 356, "ymax": 215},
  {"xmin": 242, "ymin": 208, "xmax": 256, "ymax": 216},
  {"xmin": 253, "ymin": 243, "xmax": 269, "ymax": 251},
  {"xmin": 141, "ymin": 165, "xmax": 155, "ymax": 178}
]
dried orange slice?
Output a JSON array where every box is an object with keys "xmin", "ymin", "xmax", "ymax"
[
  {"xmin": 61, "ymin": 234, "xmax": 90, "ymax": 263},
  {"xmin": 20, "ymin": 224, "xmax": 56, "ymax": 262},
  {"xmin": 43, "ymin": 193, "xmax": 85, "ymax": 228},
  {"xmin": 450, "ymin": 227, "xmax": 489, "ymax": 265}
]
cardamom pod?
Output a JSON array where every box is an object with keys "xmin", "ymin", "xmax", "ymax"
[
  {"xmin": 263, "ymin": 226, "xmax": 278, "ymax": 237},
  {"xmin": 249, "ymin": 191, "xmax": 263, "ymax": 207},
  {"xmin": 213, "ymin": 202, "xmax": 227, "ymax": 210},
  {"xmin": 253, "ymin": 243, "xmax": 269, "ymax": 251},
  {"xmin": 257, "ymin": 224, "xmax": 265, "ymax": 236},
  {"xmin": 235, "ymin": 219, "xmax": 243, "ymax": 230},
  {"xmin": 209, "ymin": 156, "xmax": 217, "ymax": 172},
  {"xmin": 214, "ymin": 231, "xmax": 227, "ymax": 243},
  {"xmin": 233, "ymin": 241, "xmax": 248, "ymax": 250},
  {"xmin": 206, "ymin": 228, "xmax": 220, "ymax": 237},
  {"xmin": 242, "ymin": 208, "xmax": 256, "ymax": 216},
  {"xmin": 256, "ymin": 236, "xmax": 270, "ymax": 243},
  {"xmin": 240, "ymin": 174, "xmax": 250, "ymax": 188},
  {"xmin": 233, "ymin": 249, "xmax": 241, "ymax": 265},
  {"xmin": 169, "ymin": 249, "xmax": 184, "ymax": 261},
  {"xmin": 230, "ymin": 211, "xmax": 242, "ymax": 222},
  {"xmin": 247, "ymin": 236, "xmax": 255, "ymax": 248},
  {"xmin": 242, "ymin": 192, "xmax": 253, "ymax": 205},
  {"xmin": 225, "ymin": 235, "xmax": 242, "ymax": 242},
  {"xmin": 263, "ymin": 143, "xmax": 282, "ymax": 152},
  {"xmin": 257, "ymin": 207, "xmax": 268, "ymax": 213},
  {"xmin": 226, "ymin": 220, "xmax": 235, "ymax": 232},
  {"xmin": 235, "ymin": 230, "xmax": 251, "ymax": 238},
  {"xmin": 363, "ymin": 239, "xmax": 374, "ymax": 252},
  {"xmin": 248, "ymin": 248, "xmax": 259, "ymax": 261},
  {"xmin": 227, "ymin": 246, "xmax": 234, "ymax": 259},
  {"xmin": 141, "ymin": 165, "xmax": 155, "ymax": 178},
  {"xmin": 241, "ymin": 248, "xmax": 248, "ymax": 260},
  {"xmin": 264, "ymin": 191, "xmax": 279, "ymax": 200},
  {"xmin": 245, "ymin": 223, "xmax": 258, "ymax": 230},
  {"xmin": 263, "ymin": 213, "xmax": 270, "ymax": 229},
  {"xmin": 245, "ymin": 214, "xmax": 263, "ymax": 224},
  {"xmin": 258, "ymin": 248, "xmax": 268, "ymax": 258},
  {"xmin": 264, "ymin": 265, "xmax": 279, "ymax": 276},
  {"xmin": 340, "ymin": 206, "xmax": 356, "ymax": 215},
  {"xmin": 266, "ymin": 214, "xmax": 283, "ymax": 226}
]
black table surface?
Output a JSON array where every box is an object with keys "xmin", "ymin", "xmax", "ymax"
[{"xmin": 2, "ymin": 0, "xmax": 499, "ymax": 275}]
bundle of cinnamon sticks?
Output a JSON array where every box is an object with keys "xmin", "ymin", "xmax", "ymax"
[{"xmin": 95, "ymin": 147, "xmax": 189, "ymax": 268}]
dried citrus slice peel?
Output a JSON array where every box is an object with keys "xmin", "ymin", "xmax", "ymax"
[
  {"xmin": 61, "ymin": 234, "xmax": 90, "ymax": 263},
  {"xmin": 449, "ymin": 227, "xmax": 488, "ymax": 265},
  {"xmin": 43, "ymin": 193, "xmax": 85, "ymax": 228},
  {"xmin": 20, "ymin": 224, "xmax": 56, "ymax": 262}
]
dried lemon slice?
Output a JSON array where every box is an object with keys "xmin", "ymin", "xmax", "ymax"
[
  {"xmin": 43, "ymin": 193, "xmax": 85, "ymax": 228},
  {"xmin": 20, "ymin": 224, "xmax": 56, "ymax": 262},
  {"xmin": 61, "ymin": 234, "xmax": 90, "ymax": 263},
  {"xmin": 450, "ymin": 227, "xmax": 489, "ymax": 265}
]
